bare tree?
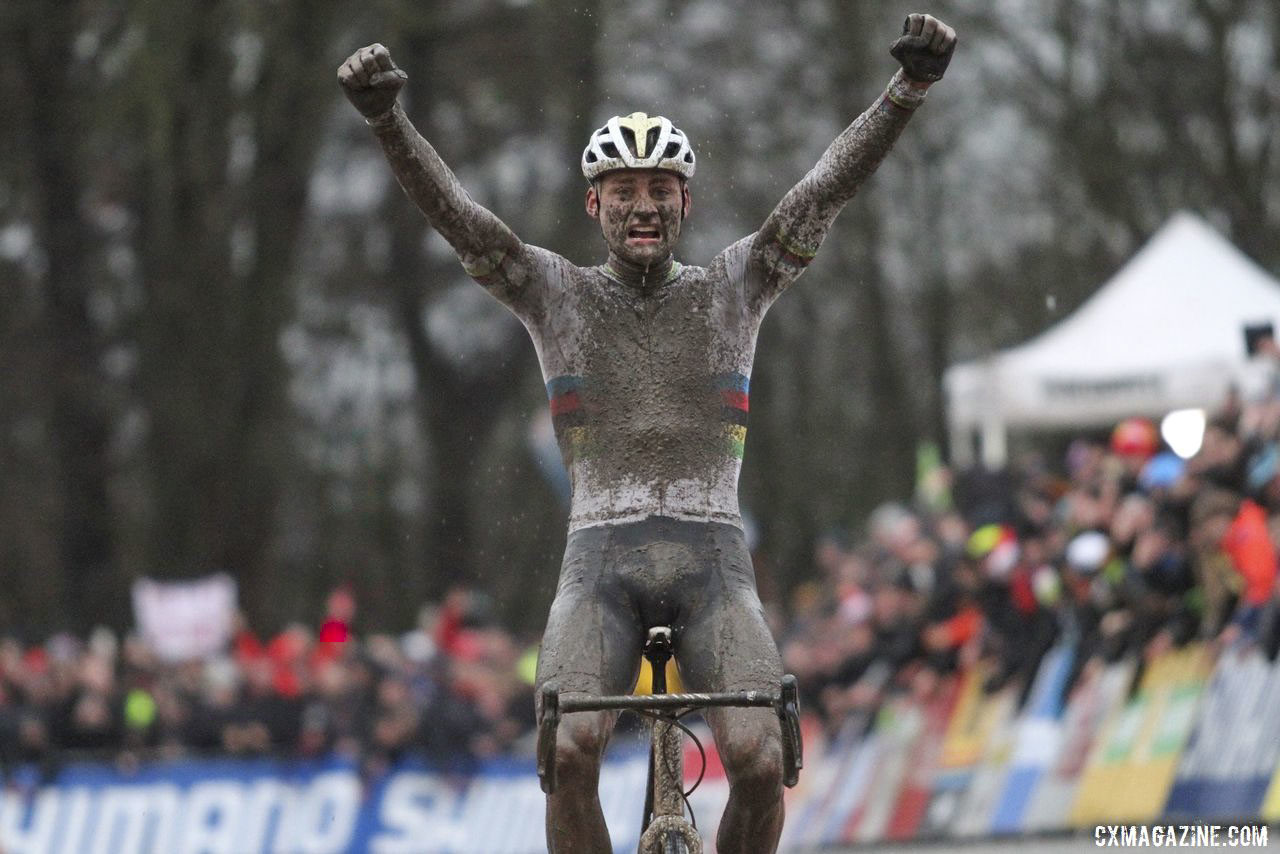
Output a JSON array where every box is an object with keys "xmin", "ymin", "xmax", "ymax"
[
  {"xmin": 2, "ymin": 0, "xmax": 119, "ymax": 630},
  {"xmin": 961, "ymin": 0, "xmax": 1279, "ymax": 271},
  {"xmin": 116, "ymin": 0, "xmax": 345, "ymax": 624}
]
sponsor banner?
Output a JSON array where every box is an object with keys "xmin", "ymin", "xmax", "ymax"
[
  {"xmin": 1069, "ymin": 644, "xmax": 1209, "ymax": 825},
  {"xmin": 0, "ymin": 721, "xmax": 844, "ymax": 854},
  {"xmin": 778, "ymin": 710, "xmax": 881, "ymax": 851},
  {"xmin": 919, "ymin": 768, "xmax": 969, "ymax": 840},
  {"xmin": 884, "ymin": 675, "xmax": 963, "ymax": 841},
  {"xmin": 1022, "ymin": 658, "xmax": 1136, "ymax": 831},
  {"xmin": 132, "ymin": 574, "xmax": 238, "ymax": 662},
  {"xmin": 0, "ymin": 753, "xmax": 648, "ymax": 854},
  {"xmin": 936, "ymin": 664, "xmax": 999, "ymax": 769},
  {"xmin": 848, "ymin": 698, "xmax": 925, "ymax": 843},
  {"xmin": 949, "ymin": 684, "xmax": 1019, "ymax": 837},
  {"xmin": 989, "ymin": 643, "xmax": 1076, "ymax": 834},
  {"xmin": 774, "ymin": 715, "xmax": 833, "ymax": 850},
  {"xmin": 1265, "ymin": 743, "xmax": 1280, "ymax": 821},
  {"xmin": 918, "ymin": 665, "xmax": 1004, "ymax": 837},
  {"xmin": 808, "ymin": 727, "xmax": 881, "ymax": 848},
  {"xmin": 1168, "ymin": 650, "xmax": 1280, "ymax": 820}
]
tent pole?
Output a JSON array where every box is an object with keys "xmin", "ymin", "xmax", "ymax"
[{"xmin": 981, "ymin": 415, "xmax": 1007, "ymax": 469}]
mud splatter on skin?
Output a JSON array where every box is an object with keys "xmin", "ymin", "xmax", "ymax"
[{"xmin": 592, "ymin": 174, "xmax": 686, "ymax": 273}]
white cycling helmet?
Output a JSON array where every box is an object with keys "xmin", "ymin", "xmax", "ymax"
[{"xmin": 581, "ymin": 112, "xmax": 696, "ymax": 182}]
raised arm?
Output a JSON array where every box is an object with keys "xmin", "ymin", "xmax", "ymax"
[
  {"xmin": 746, "ymin": 15, "xmax": 956, "ymax": 310},
  {"xmin": 338, "ymin": 45, "xmax": 537, "ymax": 312}
]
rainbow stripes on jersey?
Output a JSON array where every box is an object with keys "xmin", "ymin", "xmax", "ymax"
[
  {"xmin": 545, "ymin": 371, "xmax": 751, "ymax": 460},
  {"xmin": 546, "ymin": 375, "xmax": 592, "ymax": 459},
  {"xmin": 765, "ymin": 226, "xmax": 817, "ymax": 270},
  {"xmin": 714, "ymin": 372, "xmax": 749, "ymax": 459}
]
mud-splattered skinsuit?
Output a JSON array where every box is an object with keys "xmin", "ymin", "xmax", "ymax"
[{"xmin": 369, "ymin": 63, "xmax": 926, "ymax": 802}]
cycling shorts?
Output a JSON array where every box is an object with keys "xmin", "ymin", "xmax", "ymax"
[{"xmin": 535, "ymin": 515, "xmax": 782, "ymax": 701}]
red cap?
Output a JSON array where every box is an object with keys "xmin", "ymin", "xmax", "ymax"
[{"xmin": 1111, "ymin": 418, "xmax": 1159, "ymax": 458}]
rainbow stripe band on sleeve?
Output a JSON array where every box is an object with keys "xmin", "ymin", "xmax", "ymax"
[
  {"xmin": 546, "ymin": 375, "xmax": 586, "ymax": 429},
  {"xmin": 882, "ymin": 71, "xmax": 928, "ymax": 113},
  {"xmin": 714, "ymin": 372, "xmax": 749, "ymax": 420},
  {"xmin": 769, "ymin": 229, "xmax": 818, "ymax": 269},
  {"xmin": 880, "ymin": 92, "xmax": 915, "ymax": 112},
  {"xmin": 463, "ymin": 246, "xmax": 513, "ymax": 287},
  {"xmin": 715, "ymin": 372, "xmax": 750, "ymax": 459}
]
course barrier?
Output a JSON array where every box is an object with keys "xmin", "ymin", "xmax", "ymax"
[
  {"xmin": 1069, "ymin": 644, "xmax": 1209, "ymax": 825},
  {"xmin": 1168, "ymin": 650, "xmax": 1280, "ymax": 820},
  {"xmin": 3, "ymin": 641, "xmax": 1278, "ymax": 852}
]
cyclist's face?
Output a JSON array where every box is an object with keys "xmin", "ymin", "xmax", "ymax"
[{"xmin": 587, "ymin": 170, "xmax": 690, "ymax": 266}]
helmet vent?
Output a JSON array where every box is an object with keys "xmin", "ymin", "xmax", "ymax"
[
  {"xmin": 600, "ymin": 141, "xmax": 620, "ymax": 159},
  {"xmin": 619, "ymin": 128, "xmax": 637, "ymax": 155},
  {"xmin": 662, "ymin": 140, "xmax": 681, "ymax": 159},
  {"xmin": 645, "ymin": 128, "xmax": 661, "ymax": 157}
]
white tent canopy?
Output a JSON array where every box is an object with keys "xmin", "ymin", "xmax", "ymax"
[{"xmin": 945, "ymin": 212, "xmax": 1280, "ymax": 467}]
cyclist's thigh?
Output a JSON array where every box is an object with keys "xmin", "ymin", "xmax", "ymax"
[
  {"xmin": 674, "ymin": 522, "xmax": 785, "ymax": 767},
  {"xmin": 536, "ymin": 524, "xmax": 643, "ymax": 702},
  {"xmin": 675, "ymin": 521, "xmax": 782, "ymax": 695}
]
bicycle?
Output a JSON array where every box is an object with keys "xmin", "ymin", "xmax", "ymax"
[{"xmin": 537, "ymin": 625, "xmax": 803, "ymax": 854}]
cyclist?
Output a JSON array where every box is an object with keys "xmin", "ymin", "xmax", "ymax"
[{"xmin": 339, "ymin": 14, "xmax": 955, "ymax": 852}]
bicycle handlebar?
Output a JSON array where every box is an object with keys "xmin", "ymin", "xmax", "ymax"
[
  {"xmin": 559, "ymin": 689, "xmax": 779, "ymax": 713},
  {"xmin": 537, "ymin": 675, "xmax": 803, "ymax": 794}
]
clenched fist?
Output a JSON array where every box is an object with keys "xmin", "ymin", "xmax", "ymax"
[
  {"xmin": 337, "ymin": 43, "xmax": 408, "ymax": 119},
  {"xmin": 890, "ymin": 14, "xmax": 957, "ymax": 83}
]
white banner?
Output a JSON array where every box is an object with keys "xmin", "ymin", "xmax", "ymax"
[{"xmin": 131, "ymin": 573, "xmax": 238, "ymax": 662}]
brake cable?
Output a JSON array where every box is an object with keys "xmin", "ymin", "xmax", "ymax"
[{"xmin": 630, "ymin": 708, "xmax": 709, "ymax": 831}]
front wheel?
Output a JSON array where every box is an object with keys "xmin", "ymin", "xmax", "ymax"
[{"xmin": 662, "ymin": 828, "xmax": 689, "ymax": 854}]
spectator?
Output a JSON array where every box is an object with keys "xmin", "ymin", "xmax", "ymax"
[
  {"xmin": 1191, "ymin": 488, "xmax": 1278, "ymax": 645},
  {"xmin": 966, "ymin": 524, "xmax": 1058, "ymax": 694}
]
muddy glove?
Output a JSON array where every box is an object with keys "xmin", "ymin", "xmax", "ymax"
[
  {"xmin": 337, "ymin": 43, "xmax": 408, "ymax": 120},
  {"xmin": 889, "ymin": 13, "xmax": 957, "ymax": 84}
]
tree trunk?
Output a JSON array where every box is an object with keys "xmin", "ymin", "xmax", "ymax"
[
  {"xmin": 18, "ymin": 2, "xmax": 118, "ymax": 630},
  {"xmin": 127, "ymin": 0, "xmax": 340, "ymax": 627}
]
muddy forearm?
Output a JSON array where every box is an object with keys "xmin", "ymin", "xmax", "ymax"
[
  {"xmin": 804, "ymin": 70, "xmax": 927, "ymax": 215},
  {"xmin": 368, "ymin": 103, "xmax": 521, "ymax": 267},
  {"xmin": 750, "ymin": 70, "xmax": 928, "ymax": 296}
]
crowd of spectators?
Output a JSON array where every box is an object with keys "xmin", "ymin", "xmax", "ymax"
[
  {"xmin": 2, "ymin": 333, "xmax": 1278, "ymax": 772},
  {"xmin": 0, "ymin": 587, "xmax": 539, "ymax": 781},
  {"xmin": 780, "ymin": 330, "xmax": 1280, "ymax": 729}
]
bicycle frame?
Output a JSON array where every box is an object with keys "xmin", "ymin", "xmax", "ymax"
[{"xmin": 637, "ymin": 628, "xmax": 700, "ymax": 853}]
